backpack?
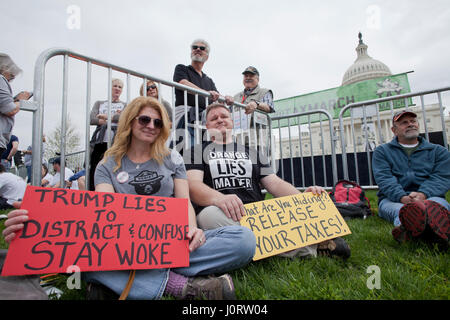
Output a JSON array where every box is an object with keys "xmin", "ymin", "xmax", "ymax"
[{"xmin": 329, "ymin": 180, "xmax": 372, "ymax": 220}]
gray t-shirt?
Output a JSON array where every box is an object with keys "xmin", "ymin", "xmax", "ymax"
[{"xmin": 95, "ymin": 150, "xmax": 186, "ymax": 197}]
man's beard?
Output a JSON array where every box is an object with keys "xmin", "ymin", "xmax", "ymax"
[
  {"xmin": 191, "ymin": 54, "xmax": 207, "ymax": 63},
  {"xmin": 404, "ymin": 128, "xmax": 419, "ymax": 139}
]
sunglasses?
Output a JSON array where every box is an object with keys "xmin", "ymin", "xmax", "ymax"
[
  {"xmin": 136, "ymin": 115, "xmax": 163, "ymax": 129},
  {"xmin": 192, "ymin": 45, "xmax": 206, "ymax": 51},
  {"xmin": 146, "ymin": 84, "xmax": 157, "ymax": 91}
]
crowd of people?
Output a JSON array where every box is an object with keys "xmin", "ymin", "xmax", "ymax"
[{"xmin": 0, "ymin": 39, "xmax": 449, "ymax": 300}]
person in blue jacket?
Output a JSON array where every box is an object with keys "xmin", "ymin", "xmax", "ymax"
[{"xmin": 372, "ymin": 110, "xmax": 450, "ymax": 245}]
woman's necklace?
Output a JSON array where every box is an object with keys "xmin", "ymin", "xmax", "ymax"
[
  {"xmin": 127, "ymin": 151, "xmax": 151, "ymax": 170},
  {"xmin": 129, "ymin": 157, "xmax": 149, "ymax": 170}
]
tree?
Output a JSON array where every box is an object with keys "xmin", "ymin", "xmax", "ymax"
[{"xmin": 44, "ymin": 114, "xmax": 82, "ymax": 170}]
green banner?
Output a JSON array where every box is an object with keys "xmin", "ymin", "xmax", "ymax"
[{"xmin": 272, "ymin": 73, "xmax": 412, "ymax": 128}]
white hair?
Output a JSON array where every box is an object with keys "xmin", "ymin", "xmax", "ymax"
[
  {"xmin": 112, "ymin": 78, "xmax": 124, "ymax": 86},
  {"xmin": 191, "ymin": 39, "xmax": 210, "ymax": 54},
  {"xmin": 0, "ymin": 53, "xmax": 22, "ymax": 77}
]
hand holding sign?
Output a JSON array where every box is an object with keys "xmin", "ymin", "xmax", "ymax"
[
  {"xmin": 2, "ymin": 206, "xmax": 28, "ymax": 244},
  {"xmin": 1, "ymin": 186, "xmax": 189, "ymax": 276},
  {"xmin": 240, "ymin": 192, "xmax": 351, "ymax": 260}
]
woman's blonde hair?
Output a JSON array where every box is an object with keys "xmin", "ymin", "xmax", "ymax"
[
  {"xmin": 103, "ymin": 96, "xmax": 170, "ymax": 171},
  {"xmin": 139, "ymin": 80, "xmax": 158, "ymax": 97}
]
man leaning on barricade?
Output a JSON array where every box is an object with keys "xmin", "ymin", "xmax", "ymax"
[
  {"xmin": 172, "ymin": 39, "xmax": 233, "ymax": 152},
  {"xmin": 233, "ymin": 66, "xmax": 274, "ymax": 148}
]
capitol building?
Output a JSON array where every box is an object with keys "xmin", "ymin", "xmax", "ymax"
[{"xmin": 272, "ymin": 33, "xmax": 450, "ymax": 159}]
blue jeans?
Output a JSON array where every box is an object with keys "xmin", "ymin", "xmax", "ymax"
[
  {"xmin": 378, "ymin": 197, "xmax": 450, "ymax": 227},
  {"xmin": 82, "ymin": 225, "xmax": 256, "ymax": 299},
  {"xmin": 26, "ymin": 165, "xmax": 32, "ymax": 183}
]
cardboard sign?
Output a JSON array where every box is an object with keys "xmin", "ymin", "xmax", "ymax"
[
  {"xmin": 1, "ymin": 186, "xmax": 189, "ymax": 276},
  {"xmin": 240, "ymin": 192, "xmax": 351, "ymax": 260}
]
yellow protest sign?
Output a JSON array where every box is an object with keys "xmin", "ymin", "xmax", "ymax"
[{"xmin": 240, "ymin": 192, "xmax": 351, "ymax": 260}]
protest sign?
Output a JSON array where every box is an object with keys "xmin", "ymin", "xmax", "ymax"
[
  {"xmin": 1, "ymin": 186, "xmax": 189, "ymax": 276},
  {"xmin": 240, "ymin": 192, "xmax": 351, "ymax": 260}
]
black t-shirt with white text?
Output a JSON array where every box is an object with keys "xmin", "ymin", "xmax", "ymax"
[{"xmin": 185, "ymin": 141, "xmax": 274, "ymax": 213}]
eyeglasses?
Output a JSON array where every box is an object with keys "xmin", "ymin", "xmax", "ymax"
[
  {"xmin": 136, "ymin": 115, "xmax": 163, "ymax": 128},
  {"xmin": 146, "ymin": 84, "xmax": 157, "ymax": 91},
  {"xmin": 192, "ymin": 45, "xmax": 206, "ymax": 51}
]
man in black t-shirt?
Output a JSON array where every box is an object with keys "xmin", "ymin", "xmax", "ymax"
[
  {"xmin": 172, "ymin": 39, "xmax": 233, "ymax": 151},
  {"xmin": 185, "ymin": 103, "xmax": 351, "ymax": 259}
]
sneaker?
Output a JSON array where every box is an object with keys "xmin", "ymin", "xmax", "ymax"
[
  {"xmin": 392, "ymin": 225, "xmax": 413, "ymax": 243},
  {"xmin": 317, "ymin": 237, "xmax": 351, "ymax": 260},
  {"xmin": 423, "ymin": 200, "xmax": 450, "ymax": 241},
  {"xmin": 181, "ymin": 274, "xmax": 235, "ymax": 300},
  {"xmin": 399, "ymin": 202, "xmax": 427, "ymax": 236}
]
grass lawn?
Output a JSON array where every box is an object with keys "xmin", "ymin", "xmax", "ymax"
[{"xmin": 0, "ymin": 190, "xmax": 448, "ymax": 300}]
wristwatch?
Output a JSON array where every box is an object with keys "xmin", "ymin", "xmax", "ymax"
[{"xmin": 251, "ymin": 99, "xmax": 260, "ymax": 108}]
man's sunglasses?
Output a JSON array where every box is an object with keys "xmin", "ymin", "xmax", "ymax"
[
  {"xmin": 147, "ymin": 84, "xmax": 157, "ymax": 91},
  {"xmin": 192, "ymin": 45, "xmax": 206, "ymax": 51},
  {"xmin": 136, "ymin": 115, "xmax": 163, "ymax": 128}
]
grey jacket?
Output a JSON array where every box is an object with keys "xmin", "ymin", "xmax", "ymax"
[
  {"xmin": 0, "ymin": 75, "xmax": 16, "ymax": 149},
  {"xmin": 89, "ymin": 100, "xmax": 126, "ymax": 146}
]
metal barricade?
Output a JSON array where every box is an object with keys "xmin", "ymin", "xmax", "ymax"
[
  {"xmin": 27, "ymin": 48, "xmax": 272, "ymax": 188},
  {"xmin": 271, "ymin": 110, "xmax": 338, "ymax": 189},
  {"xmin": 338, "ymin": 86, "xmax": 450, "ymax": 188}
]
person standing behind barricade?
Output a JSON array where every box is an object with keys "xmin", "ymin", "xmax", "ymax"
[
  {"xmin": 185, "ymin": 103, "xmax": 351, "ymax": 260},
  {"xmin": 88, "ymin": 78, "xmax": 127, "ymax": 191},
  {"xmin": 172, "ymin": 39, "xmax": 233, "ymax": 151},
  {"xmin": 372, "ymin": 110, "xmax": 450, "ymax": 249},
  {"xmin": 0, "ymin": 53, "xmax": 31, "ymax": 157},
  {"xmin": 139, "ymin": 80, "xmax": 173, "ymax": 123},
  {"xmin": 233, "ymin": 66, "xmax": 274, "ymax": 147},
  {"xmin": 1, "ymin": 96, "xmax": 255, "ymax": 300}
]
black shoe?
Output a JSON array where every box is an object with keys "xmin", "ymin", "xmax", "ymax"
[{"xmin": 317, "ymin": 237, "xmax": 351, "ymax": 260}]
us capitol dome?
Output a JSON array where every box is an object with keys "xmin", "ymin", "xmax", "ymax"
[{"xmin": 342, "ymin": 32, "xmax": 392, "ymax": 86}]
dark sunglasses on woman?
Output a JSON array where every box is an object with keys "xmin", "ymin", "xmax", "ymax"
[{"xmin": 136, "ymin": 115, "xmax": 163, "ymax": 128}]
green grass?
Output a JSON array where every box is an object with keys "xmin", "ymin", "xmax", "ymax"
[{"xmin": 1, "ymin": 190, "xmax": 449, "ymax": 300}]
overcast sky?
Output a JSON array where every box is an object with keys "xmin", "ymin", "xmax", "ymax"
[{"xmin": 2, "ymin": 0, "xmax": 450, "ymax": 150}]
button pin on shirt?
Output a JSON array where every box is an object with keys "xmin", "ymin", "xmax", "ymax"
[{"xmin": 117, "ymin": 171, "xmax": 129, "ymax": 184}]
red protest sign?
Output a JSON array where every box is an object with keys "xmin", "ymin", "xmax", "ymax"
[{"xmin": 1, "ymin": 186, "xmax": 189, "ymax": 276}]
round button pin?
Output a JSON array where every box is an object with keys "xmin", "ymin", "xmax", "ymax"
[{"xmin": 117, "ymin": 171, "xmax": 129, "ymax": 183}]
